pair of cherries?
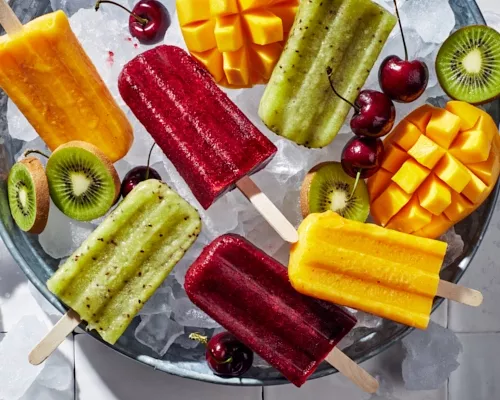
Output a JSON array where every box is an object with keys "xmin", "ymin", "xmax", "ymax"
[{"xmin": 339, "ymin": 0, "xmax": 429, "ymax": 180}]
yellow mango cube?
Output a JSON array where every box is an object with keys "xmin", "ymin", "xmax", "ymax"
[
  {"xmin": 405, "ymin": 104, "xmax": 435, "ymax": 133},
  {"xmin": 413, "ymin": 214, "xmax": 452, "ymax": 239},
  {"xmin": 238, "ymin": 0, "xmax": 272, "ymax": 11},
  {"xmin": 425, "ymin": 108, "xmax": 461, "ymax": 149},
  {"xmin": 418, "ymin": 175, "xmax": 452, "ymax": 216},
  {"xmin": 408, "ymin": 135, "xmax": 446, "ymax": 169},
  {"xmin": 391, "ymin": 159, "xmax": 430, "ymax": 194},
  {"xmin": 371, "ymin": 183, "xmax": 412, "ymax": 226},
  {"xmin": 223, "ymin": 47, "xmax": 250, "ymax": 86},
  {"xmin": 385, "ymin": 120, "xmax": 422, "ymax": 151},
  {"xmin": 445, "ymin": 100, "xmax": 482, "ymax": 131},
  {"xmin": 250, "ymin": 42, "xmax": 283, "ymax": 79},
  {"xmin": 177, "ymin": 0, "xmax": 211, "ymax": 26},
  {"xmin": 367, "ymin": 168, "xmax": 393, "ymax": 201},
  {"xmin": 444, "ymin": 192, "xmax": 474, "ymax": 222},
  {"xmin": 242, "ymin": 10, "xmax": 283, "ymax": 45},
  {"xmin": 381, "ymin": 144, "xmax": 409, "ymax": 173},
  {"xmin": 450, "ymin": 129, "xmax": 492, "ymax": 164},
  {"xmin": 474, "ymin": 114, "xmax": 499, "ymax": 142},
  {"xmin": 386, "ymin": 197, "xmax": 432, "ymax": 233},
  {"xmin": 468, "ymin": 150, "xmax": 500, "ymax": 186},
  {"xmin": 269, "ymin": 0, "xmax": 300, "ymax": 32},
  {"xmin": 181, "ymin": 20, "xmax": 217, "ymax": 53},
  {"xmin": 462, "ymin": 171, "xmax": 488, "ymax": 203},
  {"xmin": 433, "ymin": 153, "xmax": 471, "ymax": 193},
  {"xmin": 191, "ymin": 48, "xmax": 224, "ymax": 82},
  {"xmin": 215, "ymin": 15, "xmax": 244, "ymax": 52},
  {"xmin": 210, "ymin": 0, "xmax": 239, "ymax": 16}
]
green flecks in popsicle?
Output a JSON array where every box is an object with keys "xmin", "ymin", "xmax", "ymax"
[{"xmin": 259, "ymin": 0, "xmax": 397, "ymax": 148}]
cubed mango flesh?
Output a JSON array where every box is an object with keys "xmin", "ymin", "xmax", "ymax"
[
  {"xmin": 368, "ymin": 101, "xmax": 500, "ymax": 238},
  {"xmin": 177, "ymin": 0, "xmax": 296, "ymax": 87}
]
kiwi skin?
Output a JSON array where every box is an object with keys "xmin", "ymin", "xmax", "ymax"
[
  {"xmin": 51, "ymin": 140, "xmax": 121, "ymax": 206},
  {"xmin": 300, "ymin": 162, "xmax": 370, "ymax": 221},
  {"xmin": 436, "ymin": 25, "xmax": 500, "ymax": 105},
  {"xmin": 9, "ymin": 157, "xmax": 50, "ymax": 234}
]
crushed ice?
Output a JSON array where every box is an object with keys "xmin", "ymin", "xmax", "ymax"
[{"xmin": 12, "ymin": 0, "xmax": 461, "ymax": 358}]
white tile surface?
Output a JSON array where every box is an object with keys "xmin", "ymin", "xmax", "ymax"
[
  {"xmin": 448, "ymin": 203, "xmax": 500, "ymax": 332},
  {"xmin": 265, "ymin": 342, "xmax": 447, "ymax": 400},
  {"xmin": 74, "ymin": 334, "xmax": 262, "ymax": 400},
  {"xmin": 449, "ymin": 333, "xmax": 500, "ymax": 400}
]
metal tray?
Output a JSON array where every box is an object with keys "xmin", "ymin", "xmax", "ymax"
[{"xmin": 0, "ymin": 0, "xmax": 498, "ymax": 386}]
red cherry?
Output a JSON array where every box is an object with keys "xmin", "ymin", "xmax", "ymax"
[
  {"xmin": 378, "ymin": 0, "xmax": 429, "ymax": 103},
  {"xmin": 95, "ymin": 0, "xmax": 170, "ymax": 45},
  {"xmin": 326, "ymin": 69, "xmax": 395, "ymax": 138},
  {"xmin": 341, "ymin": 137, "xmax": 384, "ymax": 179},
  {"xmin": 379, "ymin": 56, "xmax": 429, "ymax": 103},
  {"xmin": 121, "ymin": 166, "xmax": 161, "ymax": 197},
  {"xmin": 351, "ymin": 90, "xmax": 395, "ymax": 138}
]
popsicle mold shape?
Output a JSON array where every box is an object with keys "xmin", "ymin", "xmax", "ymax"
[
  {"xmin": 47, "ymin": 180, "xmax": 201, "ymax": 344},
  {"xmin": 259, "ymin": 0, "xmax": 396, "ymax": 148},
  {"xmin": 118, "ymin": 45, "xmax": 277, "ymax": 210},
  {"xmin": 289, "ymin": 211, "xmax": 448, "ymax": 329},
  {"xmin": 0, "ymin": 11, "xmax": 133, "ymax": 162},
  {"xmin": 369, "ymin": 102, "xmax": 500, "ymax": 238},
  {"xmin": 177, "ymin": 0, "xmax": 299, "ymax": 87},
  {"xmin": 185, "ymin": 234, "xmax": 357, "ymax": 387}
]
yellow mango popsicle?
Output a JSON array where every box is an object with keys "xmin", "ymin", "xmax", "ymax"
[
  {"xmin": 0, "ymin": 11, "xmax": 133, "ymax": 162},
  {"xmin": 288, "ymin": 211, "xmax": 448, "ymax": 329}
]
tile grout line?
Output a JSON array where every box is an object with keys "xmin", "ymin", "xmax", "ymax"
[
  {"xmin": 73, "ymin": 333, "xmax": 77, "ymax": 400},
  {"xmin": 261, "ymin": 386, "xmax": 265, "ymax": 400}
]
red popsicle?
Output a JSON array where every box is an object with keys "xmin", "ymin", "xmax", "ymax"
[{"xmin": 185, "ymin": 234, "xmax": 378, "ymax": 391}]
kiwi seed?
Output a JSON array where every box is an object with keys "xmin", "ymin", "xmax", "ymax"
[
  {"xmin": 436, "ymin": 25, "xmax": 500, "ymax": 104},
  {"xmin": 300, "ymin": 162, "xmax": 370, "ymax": 222},
  {"xmin": 46, "ymin": 141, "xmax": 120, "ymax": 222},
  {"xmin": 7, "ymin": 157, "xmax": 50, "ymax": 234}
]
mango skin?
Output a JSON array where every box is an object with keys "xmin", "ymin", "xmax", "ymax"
[{"xmin": 368, "ymin": 101, "xmax": 500, "ymax": 239}]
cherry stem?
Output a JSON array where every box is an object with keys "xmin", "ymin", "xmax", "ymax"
[
  {"xmin": 393, "ymin": 0, "xmax": 408, "ymax": 61},
  {"xmin": 326, "ymin": 68, "xmax": 360, "ymax": 113},
  {"xmin": 189, "ymin": 333, "xmax": 208, "ymax": 346},
  {"xmin": 145, "ymin": 143, "xmax": 156, "ymax": 181},
  {"xmin": 94, "ymin": 1, "xmax": 149, "ymax": 26},
  {"xmin": 349, "ymin": 170, "xmax": 362, "ymax": 199},
  {"xmin": 23, "ymin": 149, "xmax": 50, "ymax": 159}
]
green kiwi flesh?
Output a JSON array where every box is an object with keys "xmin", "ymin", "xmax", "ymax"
[
  {"xmin": 436, "ymin": 25, "xmax": 500, "ymax": 104},
  {"xmin": 46, "ymin": 141, "xmax": 120, "ymax": 222},
  {"xmin": 7, "ymin": 157, "xmax": 50, "ymax": 234},
  {"xmin": 301, "ymin": 162, "xmax": 370, "ymax": 222}
]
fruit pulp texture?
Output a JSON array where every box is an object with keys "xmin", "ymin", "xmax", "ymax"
[
  {"xmin": 289, "ymin": 212, "xmax": 447, "ymax": 329},
  {"xmin": 47, "ymin": 180, "xmax": 201, "ymax": 344},
  {"xmin": 118, "ymin": 45, "xmax": 277, "ymax": 209},
  {"xmin": 0, "ymin": 11, "xmax": 133, "ymax": 162},
  {"xmin": 177, "ymin": 0, "xmax": 299, "ymax": 88},
  {"xmin": 185, "ymin": 234, "xmax": 356, "ymax": 387},
  {"xmin": 368, "ymin": 101, "xmax": 500, "ymax": 238},
  {"xmin": 259, "ymin": 0, "xmax": 396, "ymax": 148}
]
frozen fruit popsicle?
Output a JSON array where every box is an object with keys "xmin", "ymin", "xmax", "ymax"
[
  {"xmin": 185, "ymin": 234, "xmax": 378, "ymax": 392},
  {"xmin": 289, "ymin": 211, "xmax": 483, "ymax": 329},
  {"xmin": 0, "ymin": 8, "xmax": 133, "ymax": 162},
  {"xmin": 44, "ymin": 179, "xmax": 201, "ymax": 346},
  {"xmin": 118, "ymin": 45, "xmax": 297, "ymax": 243},
  {"xmin": 259, "ymin": 0, "xmax": 396, "ymax": 148}
]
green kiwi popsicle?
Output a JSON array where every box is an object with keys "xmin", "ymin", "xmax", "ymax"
[
  {"xmin": 259, "ymin": 0, "xmax": 396, "ymax": 148},
  {"xmin": 47, "ymin": 179, "xmax": 201, "ymax": 344}
]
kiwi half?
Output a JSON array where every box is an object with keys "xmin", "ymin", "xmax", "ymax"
[
  {"xmin": 436, "ymin": 25, "xmax": 500, "ymax": 104},
  {"xmin": 301, "ymin": 162, "xmax": 370, "ymax": 222},
  {"xmin": 7, "ymin": 157, "xmax": 50, "ymax": 234},
  {"xmin": 46, "ymin": 141, "xmax": 120, "ymax": 221}
]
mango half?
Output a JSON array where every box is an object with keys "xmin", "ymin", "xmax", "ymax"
[
  {"xmin": 176, "ymin": 0, "xmax": 298, "ymax": 88},
  {"xmin": 368, "ymin": 101, "xmax": 500, "ymax": 239}
]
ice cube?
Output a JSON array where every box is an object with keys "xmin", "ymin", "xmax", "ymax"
[
  {"xmin": 0, "ymin": 316, "xmax": 46, "ymax": 400},
  {"xmin": 402, "ymin": 321, "xmax": 462, "ymax": 390},
  {"xmin": 20, "ymin": 382, "xmax": 73, "ymax": 400},
  {"xmin": 50, "ymin": 0, "xmax": 96, "ymax": 16},
  {"xmin": 139, "ymin": 283, "xmax": 174, "ymax": 316},
  {"xmin": 7, "ymin": 100, "xmax": 38, "ymax": 142},
  {"xmin": 134, "ymin": 314, "xmax": 184, "ymax": 357},
  {"xmin": 172, "ymin": 297, "xmax": 219, "ymax": 329},
  {"xmin": 37, "ymin": 350, "xmax": 72, "ymax": 391},
  {"xmin": 441, "ymin": 227, "xmax": 465, "ymax": 268}
]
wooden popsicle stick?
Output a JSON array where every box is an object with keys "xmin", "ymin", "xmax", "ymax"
[
  {"xmin": 29, "ymin": 310, "xmax": 81, "ymax": 365},
  {"xmin": 325, "ymin": 347, "xmax": 379, "ymax": 393},
  {"xmin": 437, "ymin": 279, "xmax": 483, "ymax": 307},
  {"xmin": 236, "ymin": 175, "xmax": 299, "ymax": 243},
  {"xmin": 0, "ymin": 0, "xmax": 23, "ymax": 34}
]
